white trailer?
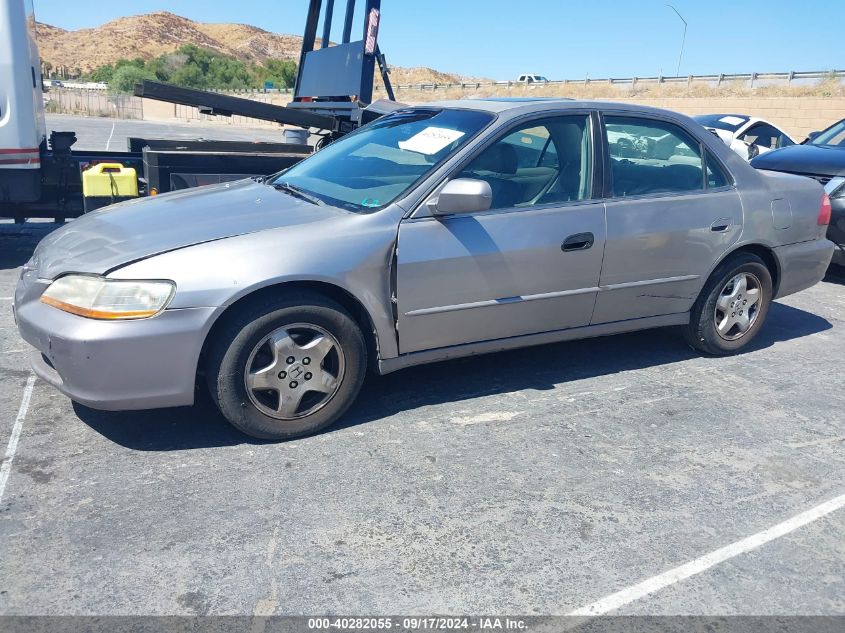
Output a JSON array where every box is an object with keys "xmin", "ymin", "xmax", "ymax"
[
  {"xmin": 0, "ymin": 0, "xmax": 392, "ymax": 221},
  {"xmin": 0, "ymin": 0, "xmax": 47, "ymax": 204}
]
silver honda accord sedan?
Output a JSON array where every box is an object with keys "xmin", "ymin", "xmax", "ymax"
[{"xmin": 14, "ymin": 99, "xmax": 834, "ymax": 439}]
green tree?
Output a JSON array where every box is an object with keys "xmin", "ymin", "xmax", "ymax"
[
  {"xmin": 87, "ymin": 64, "xmax": 115, "ymax": 83},
  {"xmin": 110, "ymin": 65, "xmax": 156, "ymax": 93},
  {"xmin": 114, "ymin": 57, "xmax": 147, "ymax": 70},
  {"xmin": 207, "ymin": 56, "xmax": 252, "ymax": 89},
  {"xmin": 170, "ymin": 62, "xmax": 207, "ymax": 89},
  {"xmin": 144, "ymin": 56, "xmax": 172, "ymax": 82},
  {"xmin": 84, "ymin": 48, "xmax": 298, "ymax": 91},
  {"xmin": 262, "ymin": 59, "xmax": 297, "ymax": 88}
]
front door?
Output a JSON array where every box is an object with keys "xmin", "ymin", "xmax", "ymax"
[
  {"xmin": 591, "ymin": 113, "xmax": 743, "ymax": 324},
  {"xmin": 396, "ymin": 114, "xmax": 606, "ymax": 354}
]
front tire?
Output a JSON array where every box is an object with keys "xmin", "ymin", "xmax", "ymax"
[
  {"xmin": 684, "ymin": 253, "xmax": 773, "ymax": 355},
  {"xmin": 206, "ymin": 292, "xmax": 367, "ymax": 440}
]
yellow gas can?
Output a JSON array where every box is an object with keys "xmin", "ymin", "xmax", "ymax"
[{"xmin": 82, "ymin": 162, "xmax": 139, "ymax": 212}]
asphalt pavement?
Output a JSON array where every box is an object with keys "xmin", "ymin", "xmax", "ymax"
[
  {"xmin": 46, "ymin": 114, "xmax": 290, "ymax": 151},
  {"xmin": 0, "ymin": 223, "xmax": 843, "ymax": 617}
]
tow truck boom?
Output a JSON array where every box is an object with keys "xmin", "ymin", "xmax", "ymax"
[{"xmin": 0, "ymin": 0, "xmax": 396, "ymax": 221}]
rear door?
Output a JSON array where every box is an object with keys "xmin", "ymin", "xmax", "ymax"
[
  {"xmin": 591, "ymin": 113, "xmax": 743, "ymax": 324},
  {"xmin": 396, "ymin": 112, "xmax": 606, "ymax": 353}
]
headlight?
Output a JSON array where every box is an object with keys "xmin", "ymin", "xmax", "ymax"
[{"xmin": 40, "ymin": 275, "xmax": 175, "ymax": 320}]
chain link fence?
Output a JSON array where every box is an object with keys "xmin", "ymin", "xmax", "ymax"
[{"xmin": 44, "ymin": 89, "xmax": 144, "ymax": 119}]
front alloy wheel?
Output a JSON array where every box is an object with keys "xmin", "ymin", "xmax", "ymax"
[
  {"xmin": 245, "ymin": 324, "xmax": 345, "ymax": 419},
  {"xmin": 206, "ymin": 291, "xmax": 367, "ymax": 440}
]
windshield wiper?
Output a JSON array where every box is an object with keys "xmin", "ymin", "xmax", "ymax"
[{"xmin": 271, "ymin": 181, "xmax": 326, "ymax": 206}]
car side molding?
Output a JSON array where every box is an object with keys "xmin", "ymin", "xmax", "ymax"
[{"xmin": 378, "ymin": 312, "xmax": 690, "ymax": 374}]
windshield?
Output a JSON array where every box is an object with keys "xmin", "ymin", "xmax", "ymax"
[
  {"xmin": 270, "ymin": 108, "xmax": 495, "ymax": 212},
  {"xmin": 693, "ymin": 114, "xmax": 749, "ymax": 132},
  {"xmin": 810, "ymin": 119, "xmax": 845, "ymax": 147}
]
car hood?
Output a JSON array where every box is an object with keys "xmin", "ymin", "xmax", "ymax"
[
  {"xmin": 750, "ymin": 144, "xmax": 845, "ymax": 177},
  {"xmin": 31, "ymin": 179, "xmax": 347, "ymax": 279}
]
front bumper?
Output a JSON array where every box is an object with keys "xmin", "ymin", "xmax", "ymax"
[{"xmin": 14, "ymin": 273, "xmax": 218, "ymax": 411}]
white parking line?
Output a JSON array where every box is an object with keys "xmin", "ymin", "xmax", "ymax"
[
  {"xmin": 105, "ymin": 121, "xmax": 116, "ymax": 151},
  {"xmin": 0, "ymin": 373, "xmax": 36, "ymax": 505},
  {"xmin": 568, "ymin": 492, "xmax": 845, "ymax": 616}
]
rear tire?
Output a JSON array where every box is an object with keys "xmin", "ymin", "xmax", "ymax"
[
  {"xmin": 684, "ymin": 253, "xmax": 773, "ymax": 355},
  {"xmin": 206, "ymin": 291, "xmax": 367, "ymax": 440}
]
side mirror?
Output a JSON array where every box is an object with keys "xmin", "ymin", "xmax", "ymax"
[
  {"xmin": 804, "ymin": 131, "xmax": 821, "ymax": 144},
  {"xmin": 430, "ymin": 178, "xmax": 492, "ymax": 216}
]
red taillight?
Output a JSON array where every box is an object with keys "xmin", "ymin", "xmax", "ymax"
[{"xmin": 818, "ymin": 193, "xmax": 832, "ymax": 226}]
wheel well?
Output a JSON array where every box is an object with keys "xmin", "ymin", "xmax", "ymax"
[
  {"xmin": 721, "ymin": 244, "xmax": 780, "ymax": 295},
  {"xmin": 197, "ymin": 281, "xmax": 381, "ymax": 383}
]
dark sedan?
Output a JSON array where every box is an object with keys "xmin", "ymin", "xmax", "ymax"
[{"xmin": 751, "ymin": 119, "xmax": 845, "ymax": 265}]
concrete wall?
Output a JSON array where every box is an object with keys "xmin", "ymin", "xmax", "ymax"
[
  {"xmin": 614, "ymin": 97, "xmax": 845, "ymax": 141},
  {"xmin": 138, "ymin": 94, "xmax": 845, "ymax": 140}
]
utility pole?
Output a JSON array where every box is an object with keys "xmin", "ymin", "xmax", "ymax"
[{"xmin": 665, "ymin": 4, "xmax": 687, "ymax": 77}]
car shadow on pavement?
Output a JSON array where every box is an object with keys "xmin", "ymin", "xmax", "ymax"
[
  {"xmin": 73, "ymin": 301, "xmax": 832, "ymax": 451},
  {"xmin": 823, "ymin": 263, "xmax": 845, "ymax": 286}
]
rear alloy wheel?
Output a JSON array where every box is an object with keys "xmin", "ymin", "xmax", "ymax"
[
  {"xmin": 206, "ymin": 292, "xmax": 367, "ymax": 440},
  {"xmin": 685, "ymin": 253, "xmax": 773, "ymax": 355},
  {"xmin": 713, "ymin": 272, "xmax": 763, "ymax": 341}
]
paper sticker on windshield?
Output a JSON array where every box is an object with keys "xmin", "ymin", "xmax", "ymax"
[
  {"xmin": 719, "ymin": 116, "xmax": 746, "ymax": 126},
  {"xmin": 398, "ymin": 127, "xmax": 466, "ymax": 155}
]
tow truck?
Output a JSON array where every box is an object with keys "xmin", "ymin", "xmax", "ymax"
[{"xmin": 0, "ymin": 0, "xmax": 398, "ymax": 222}]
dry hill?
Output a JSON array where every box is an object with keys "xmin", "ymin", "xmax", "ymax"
[{"xmin": 35, "ymin": 11, "xmax": 460, "ymax": 85}]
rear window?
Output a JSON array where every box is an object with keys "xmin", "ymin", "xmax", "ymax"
[{"xmin": 693, "ymin": 114, "xmax": 749, "ymax": 132}]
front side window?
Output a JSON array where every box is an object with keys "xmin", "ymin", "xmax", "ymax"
[
  {"xmin": 739, "ymin": 123, "xmax": 792, "ymax": 150},
  {"xmin": 457, "ymin": 115, "xmax": 593, "ymax": 210},
  {"xmin": 271, "ymin": 108, "xmax": 494, "ymax": 212},
  {"xmin": 604, "ymin": 116, "xmax": 704, "ymax": 197},
  {"xmin": 809, "ymin": 119, "xmax": 845, "ymax": 147}
]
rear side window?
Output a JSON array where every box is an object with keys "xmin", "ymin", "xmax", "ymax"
[
  {"xmin": 705, "ymin": 151, "xmax": 730, "ymax": 188},
  {"xmin": 604, "ymin": 116, "xmax": 704, "ymax": 197}
]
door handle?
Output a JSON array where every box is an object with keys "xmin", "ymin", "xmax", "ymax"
[
  {"xmin": 710, "ymin": 218, "xmax": 732, "ymax": 232},
  {"xmin": 562, "ymin": 232, "xmax": 594, "ymax": 251}
]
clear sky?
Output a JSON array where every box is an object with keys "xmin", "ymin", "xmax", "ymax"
[{"xmin": 31, "ymin": 0, "xmax": 845, "ymax": 80}]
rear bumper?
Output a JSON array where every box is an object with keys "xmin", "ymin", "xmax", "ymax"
[
  {"xmin": 773, "ymin": 238, "xmax": 835, "ymax": 298},
  {"xmin": 15, "ymin": 293, "xmax": 217, "ymax": 411}
]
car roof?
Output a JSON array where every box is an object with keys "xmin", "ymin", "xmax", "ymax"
[
  {"xmin": 477, "ymin": 97, "xmax": 571, "ymax": 103},
  {"xmin": 427, "ymin": 98, "xmax": 685, "ymax": 118},
  {"xmin": 694, "ymin": 113, "xmax": 748, "ymax": 119}
]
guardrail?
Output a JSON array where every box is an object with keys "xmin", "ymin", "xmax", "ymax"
[
  {"xmin": 376, "ymin": 69, "xmax": 845, "ymax": 92},
  {"xmin": 47, "ymin": 69, "xmax": 844, "ymax": 97}
]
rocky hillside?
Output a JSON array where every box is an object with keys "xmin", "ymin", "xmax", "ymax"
[{"xmin": 34, "ymin": 11, "xmax": 459, "ymax": 85}]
